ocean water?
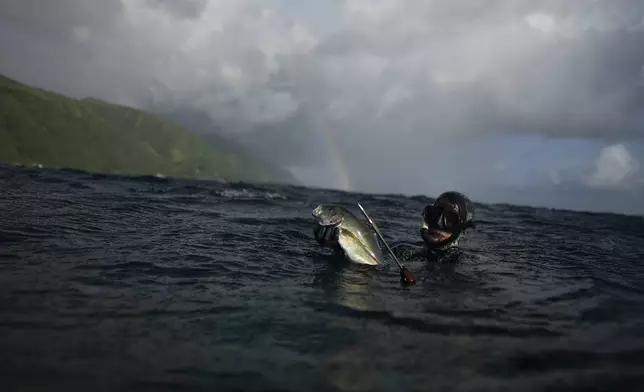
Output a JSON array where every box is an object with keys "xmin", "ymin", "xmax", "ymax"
[{"xmin": 1, "ymin": 164, "xmax": 644, "ymax": 392}]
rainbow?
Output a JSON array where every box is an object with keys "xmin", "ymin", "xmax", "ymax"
[{"xmin": 319, "ymin": 128, "xmax": 352, "ymax": 192}]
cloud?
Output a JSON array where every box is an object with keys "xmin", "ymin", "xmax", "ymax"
[
  {"xmin": 1, "ymin": 0, "xmax": 316, "ymax": 125},
  {"xmin": 525, "ymin": 12, "xmax": 556, "ymax": 33},
  {"xmin": 3, "ymin": 1, "xmax": 644, "ymax": 137},
  {"xmin": 2, "ymin": 0, "xmax": 644, "ymax": 212},
  {"xmin": 586, "ymin": 144, "xmax": 640, "ymax": 189},
  {"xmin": 145, "ymin": 0, "xmax": 207, "ymax": 19}
]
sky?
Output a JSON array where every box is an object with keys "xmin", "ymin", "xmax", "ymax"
[{"xmin": 1, "ymin": 0, "xmax": 644, "ymax": 215}]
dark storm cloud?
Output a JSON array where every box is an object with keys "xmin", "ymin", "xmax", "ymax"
[
  {"xmin": 1, "ymin": 0, "xmax": 123, "ymax": 37},
  {"xmin": 3, "ymin": 0, "xmax": 644, "ymax": 138},
  {"xmin": 145, "ymin": 0, "xmax": 207, "ymax": 19},
  {"xmin": 306, "ymin": 1, "xmax": 644, "ymax": 140},
  {"xmin": 254, "ymin": 0, "xmax": 644, "ymax": 182}
]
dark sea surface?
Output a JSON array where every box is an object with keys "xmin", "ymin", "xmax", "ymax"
[{"xmin": 1, "ymin": 164, "xmax": 644, "ymax": 392}]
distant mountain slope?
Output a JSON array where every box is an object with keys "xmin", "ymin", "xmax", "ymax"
[
  {"xmin": 0, "ymin": 74, "xmax": 297, "ymax": 184},
  {"xmin": 157, "ymin": 107, "xmax": 298, "ymax": 184}
]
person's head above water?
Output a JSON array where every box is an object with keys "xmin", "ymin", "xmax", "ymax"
[{"xmin": 420, "ymin": 191, "xmax": 475, "ymax": 250}]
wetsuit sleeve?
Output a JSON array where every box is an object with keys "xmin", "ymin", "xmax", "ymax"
[{"xmin": 313, "ymin": 223, "xmax": 339, "ymax": 246}]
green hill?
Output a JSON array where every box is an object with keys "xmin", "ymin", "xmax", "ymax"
[
  {"xmin": 0, "ymin": 74, "xmax": 298, "ymax": 184},
  {"xmin": 156, "ymin": 107, "xmax": 298, "ymax": 184}
]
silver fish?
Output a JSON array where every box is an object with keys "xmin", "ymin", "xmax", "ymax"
[{"xmin": 312, "ymin": 204, "xmax": 385, "ymax": 266}]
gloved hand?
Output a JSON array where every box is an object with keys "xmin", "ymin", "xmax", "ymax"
[{"xmin": 313, "ymin": 223, "xmax": 339, "ymax": 247}]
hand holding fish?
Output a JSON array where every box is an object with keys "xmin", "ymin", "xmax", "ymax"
[
  {"xmin": 313, "ymin": 222, "xmax": 339, "ymax": 247},
  {"xmin": 311, "ymin": 203, "xmax": 416, "ymax": 285},
  {"xmin": 311, "ymin": 204, "xmax": 385, "ymax": 266}
]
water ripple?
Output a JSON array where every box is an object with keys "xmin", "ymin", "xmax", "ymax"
[{"xmin": 1, "ymin": 164, "xmax": 643, "ymax": 391}]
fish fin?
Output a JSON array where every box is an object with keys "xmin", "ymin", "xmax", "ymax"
[{"xmin": 371, "ymin": 231, "xmax": 385, "ymax": 263}]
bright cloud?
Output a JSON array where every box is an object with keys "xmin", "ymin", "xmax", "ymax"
[{"xmin": 587, "ymin": 144, "xmax": 640, "ymax": 189}]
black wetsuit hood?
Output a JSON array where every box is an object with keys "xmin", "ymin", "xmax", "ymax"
[{"xmin": 420, "ymin": 191, "xmax": 475, "ymax": 250}]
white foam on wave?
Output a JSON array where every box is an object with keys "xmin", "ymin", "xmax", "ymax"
[{"xmin": 216, "ymin": 188, "xmax": 287, "ymax": 200}]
